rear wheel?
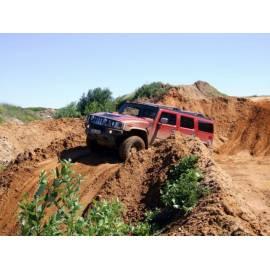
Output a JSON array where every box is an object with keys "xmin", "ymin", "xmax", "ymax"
[{"xmin": 119, "ymin": 136, "xmax": 145, "ymax": 161}]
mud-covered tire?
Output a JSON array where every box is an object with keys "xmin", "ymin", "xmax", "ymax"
[{"xmin": 119, "ymin": 136, "xmax": 145, "ymax": 161}]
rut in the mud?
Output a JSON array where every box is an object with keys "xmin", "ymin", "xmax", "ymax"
[{"xmin": 0, "ymin": 136, "xmax": 120, "ymax": 235}]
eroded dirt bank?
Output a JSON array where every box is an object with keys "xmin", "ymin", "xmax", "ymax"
[
  {"xmin": 161, "ymin": 95, "xmax": 270, "ymax": 156},
  {"xmin": 97, "ymin": 135, "xmax": 265, "ymax": 235},
  {"xmin": 1, "ymin": 133, "xmax": 267, "ymax": 236},
  {"xmin": 0, "ymin": 118, "xmax": 85, "ymax": 165}
]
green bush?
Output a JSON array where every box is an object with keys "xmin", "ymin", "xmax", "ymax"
[
  {"xmin": 77, "ymin": 88, "xmax": 116, "ymax": 115},
  {"xmin": 160, "ymin": 155, "xmax": 208, "ymax": 213},
  {"xmin": 133, "ymin": 82, "xmax": 168, "ymax": 100},
  {"xmin": 18, "ymin": 160, "xmax": 151, "ymax": 236},
  {"xmin": 86, "ymin": 199, "xmax": 150, "ymax": 236},
  {"xmin": 54, "ymin": 102, "xmax": 81, "ymax": 119}
]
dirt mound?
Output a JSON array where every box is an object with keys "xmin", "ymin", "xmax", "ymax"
[
  {"xmin": 0, "ymin": 132, "xmax": 86, "ymax": 193},
  {"xmin": 160, "ymin": 81, "xmax": 225, "ymax": 102},
  {"xmin": 218, "ymin": 101, "xmax": 270, "ymax": 156},
  {"xmin": 0, "ymin": 118, "xmax": 85, "ymax": 165},
  {"xmin": 97, "ymin": 134, "xmax": 263, "ymax": 235}
]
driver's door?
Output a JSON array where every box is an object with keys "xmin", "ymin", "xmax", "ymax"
[{"xmin": 156, "ymin": 112, "xmax": 178, "ymax": 140}]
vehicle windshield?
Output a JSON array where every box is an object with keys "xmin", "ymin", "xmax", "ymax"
[{"xmin": 118, "ymin": 103, "xmax": 158, "ymax": 119}]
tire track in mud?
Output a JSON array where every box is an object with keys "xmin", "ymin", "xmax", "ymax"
[{"xmin": 0, "ymin": 149, "xmax": 121, "ymax": 236}]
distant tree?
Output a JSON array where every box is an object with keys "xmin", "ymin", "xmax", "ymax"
[
  {"xmin": 77, "ymin": 88, "xmax": 116, "ymax": 115},
  {"xmin": 54, "ymin": 102, "xmax": 81, "ymax": 119}
]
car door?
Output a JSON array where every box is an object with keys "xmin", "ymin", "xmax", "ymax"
[
  {"xmin": 156, "ymin": 111, "xmax": 178, "ymax": 140},
  {"xmin": 179, "ymin": 115, "xmax": 195, "ymax": 137}
]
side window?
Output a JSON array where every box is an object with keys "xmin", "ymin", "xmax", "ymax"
[
  {"xmin": 180, "ymin": 116, "xmax": 194, "ymax": 129},
  {"xmin": 159, "ymin": 112, "xmax": 177, "ymax": 126},
  {"xmin": 198, "ymin": 121, "xmax": 214, "ymax": 133}
]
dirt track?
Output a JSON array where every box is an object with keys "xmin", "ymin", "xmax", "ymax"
[{"xmin": 0, "ymin": 148, "xmax": 120, "ymax": 235}]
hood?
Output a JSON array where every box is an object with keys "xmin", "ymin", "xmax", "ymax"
[{"xmin": 92, "ymin": 112, "xmax": 153, "ymax": 126}]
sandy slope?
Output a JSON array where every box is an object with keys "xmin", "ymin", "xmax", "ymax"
[{"xmin": 215, "ymin": 153, "xmax": 270, "ymax": 235}]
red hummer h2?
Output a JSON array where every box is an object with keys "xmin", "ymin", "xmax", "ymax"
[{"xmin": 85, "ymin": 102, "xmax": 214, "ymax": 160}]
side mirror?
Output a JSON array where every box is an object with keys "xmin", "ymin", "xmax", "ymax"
[{"xmin": 160, "ymin": 117, "xmax": 169, "ymax": 124}]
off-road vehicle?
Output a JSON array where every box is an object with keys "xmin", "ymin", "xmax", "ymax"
[{"xmin": 85, "ymin": 102, "xmax": 214, "ymax": 160}]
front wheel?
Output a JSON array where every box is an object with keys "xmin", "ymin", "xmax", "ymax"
[{"xmin": 119, "ymin": 136, "xmax": 145, "ymax": 161}]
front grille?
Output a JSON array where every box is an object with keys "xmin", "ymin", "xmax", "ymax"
[
  {"xmin": 91, "ymin": 116, "xmax": 105, "ymax": 126},
  {"xmin": 90, "ymin": 123, "xmax": 105, "ymax": 132}
]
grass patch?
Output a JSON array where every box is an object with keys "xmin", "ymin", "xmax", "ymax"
[
  {"xmin": 26, "ymin": 107, "xmax": 47, "ymax": 112},
  {"xmin": 0, "ymin": 164, "xmax": 6, "ymax": 173},
  {"xmin": 0, "ymin": 103, "xmax": 41, "ymax": 124}
]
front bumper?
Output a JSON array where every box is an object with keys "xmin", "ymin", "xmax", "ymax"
[{"xmin": 86, "ymin": 125, "xmax": 124, "ymax": 147}]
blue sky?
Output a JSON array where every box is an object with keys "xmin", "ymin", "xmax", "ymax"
[{"xmin": 0, "ymin": 34, "xmax": 269, "ymax": 108}]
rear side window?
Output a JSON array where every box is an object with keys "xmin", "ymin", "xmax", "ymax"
[
  {"xmin": 159, "ymin": 112, "xmax": 177, "ymax": 125},
  {"xmin": 180, "ymin": 116, "xmax": 194, "ymax": 129},
  {"xmin": 199, "ymin": 121, "xmax": 214, "ymax": 133}
]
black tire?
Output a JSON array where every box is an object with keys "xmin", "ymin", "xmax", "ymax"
[{"xmin": 119, "ymin": 136, "xmax": 145, "ymax": 161}]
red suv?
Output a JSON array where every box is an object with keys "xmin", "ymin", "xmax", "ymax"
[{"xmin": 85, "ymin": 102, "xmax": 214, "ymax": 160}]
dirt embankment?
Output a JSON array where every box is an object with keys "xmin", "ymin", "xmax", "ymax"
[
  {"xmin": 1, "ymin": 131, "xmax": 266, "ymax": 236},
  {"xmin": 97, "ymin": 134, "xmax": 264, "ymax": 235},
  {"xmin": 0, "ymin": 118, "xmax": 85, "ymax": 165}
]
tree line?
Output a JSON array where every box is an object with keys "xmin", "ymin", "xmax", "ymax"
[{"xmin": 54, "ymin": 82, "xmax": 168, "ymax": 118}]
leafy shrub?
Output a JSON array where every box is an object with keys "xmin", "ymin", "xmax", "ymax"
[
  {"xmin": 160, "ymin": 155, "xmax": 208, "ymax": 213},
  {"xmin": 114, "ymin": 94, "xmax": 133, "ymax": 110},
  {"xmin": 133, "ymin": 82, "xmax": 168, "ymax": 100},
  {"xmin": 18, "ymin": 160, "xmax": 151, "ymax": 236},
  {"xmin": 54, "ymin": 102, "xmax": 81, "ymax": 119},
  {"xmin": 86, "ymin": 199, "xmax": 151, "ymax": 236},
  {"xmin": 86, "ymin": 199, "xmax": 130, "ymax": 236},
  {"xmin": 114, "ymin": 82, "xmax": 170, "ymax": 110},
  {"xmin": 77, "ymin": 88, "xmax": 116, "ymax": 115}
]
